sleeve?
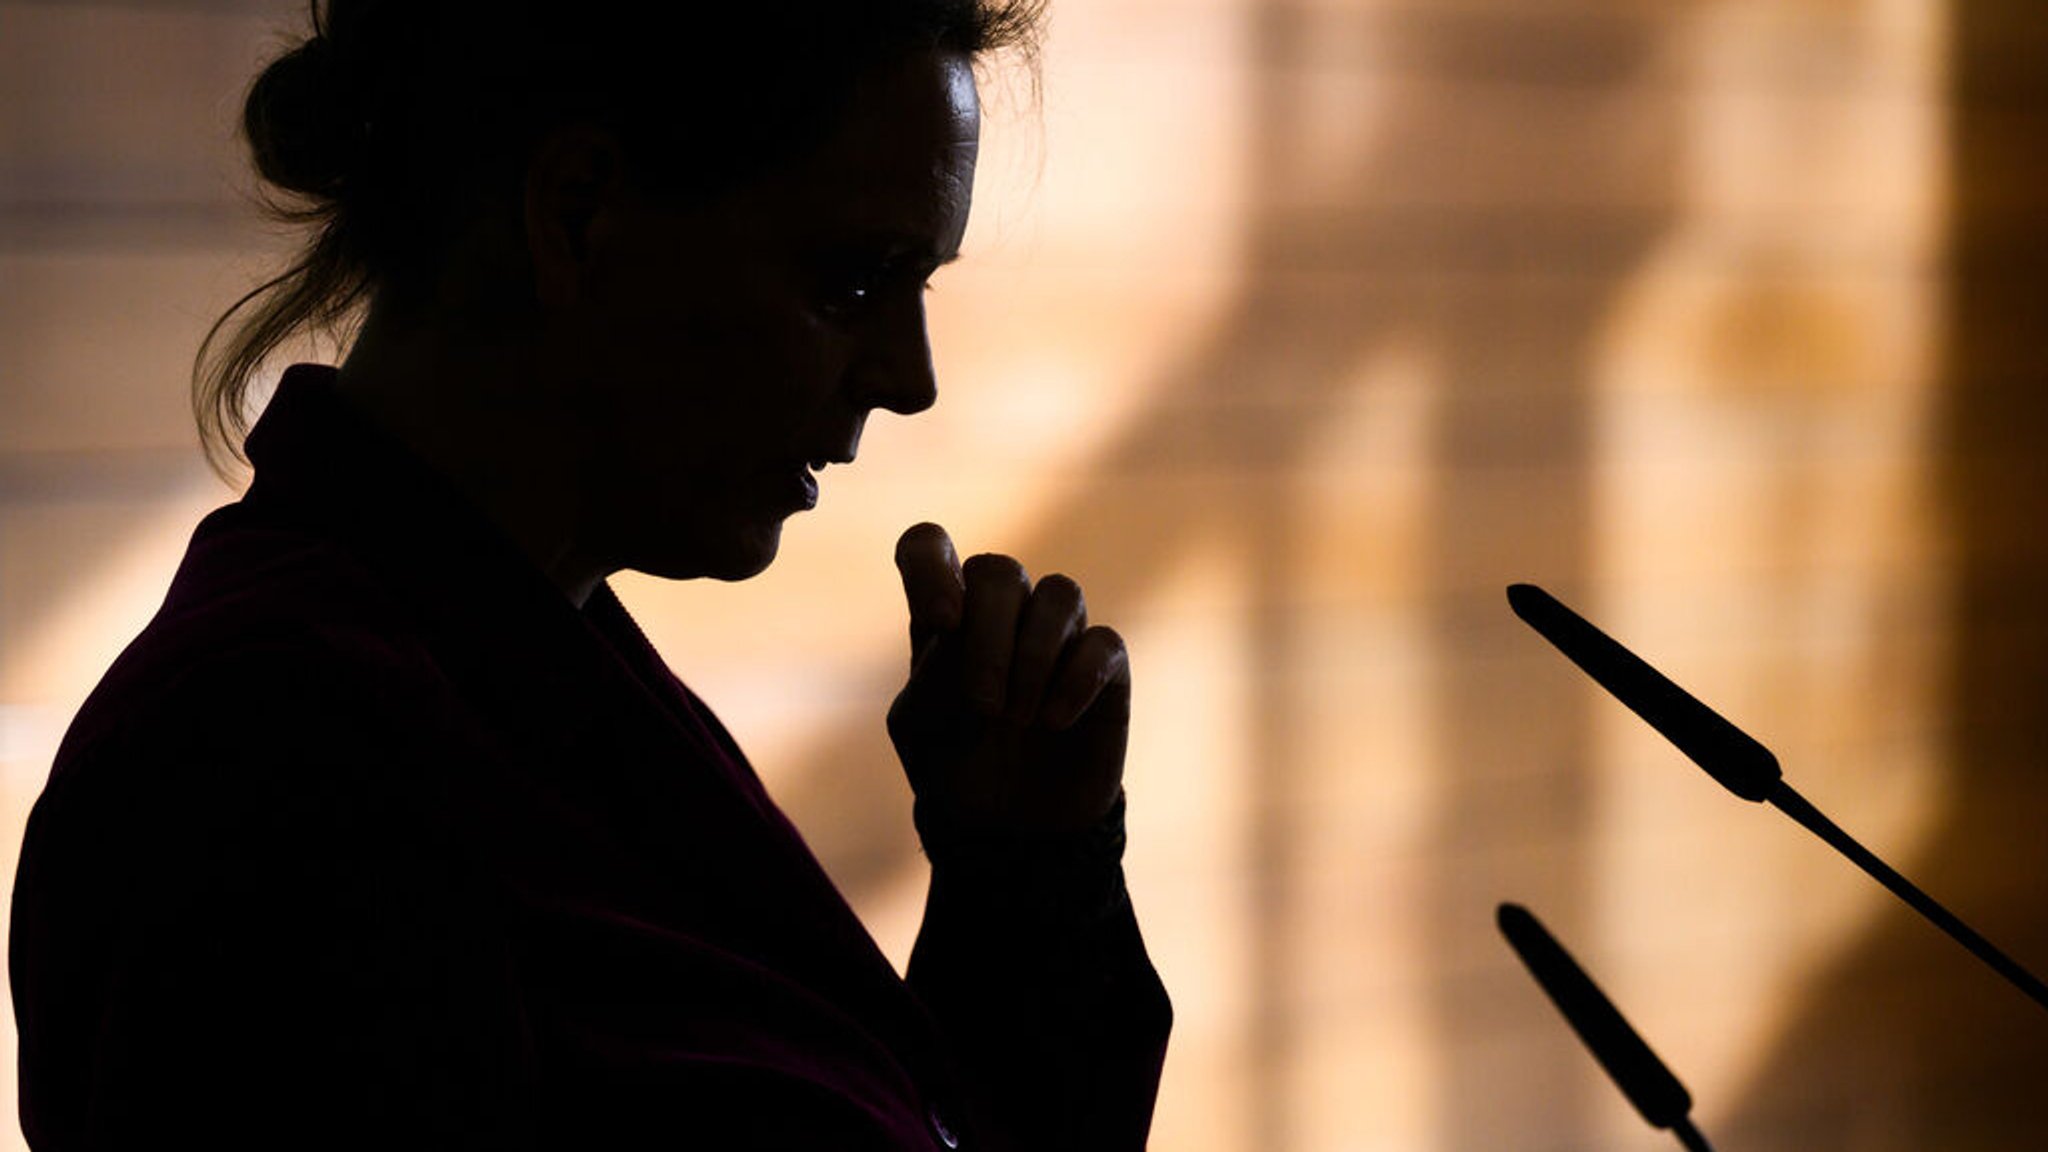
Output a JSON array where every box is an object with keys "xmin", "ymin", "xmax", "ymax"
[
  {"xmin": 11, "ymin": 649, "xmax": 541, "ymax": 1151},
  {"xmin": 903, "ymin": 792, "xmax": 1173, "ymax": 1152}
]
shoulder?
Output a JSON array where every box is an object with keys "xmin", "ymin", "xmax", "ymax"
[
  {"xmin": 36, "ymin": 502, "xmax": 463, "ymax": 842},
  {"xmin": 9, "ymin": 517, "xmax": 531, "ymax": 1149},
  {"xmin": 13, "ymin": 509, "xmax": 482, "ymax": 1006},
  {"xmin": 74, "ymin": 503, "xmax": 440, "ymax": 737},
  {"xmin": 149, "ymin": 500, "xmax": 440, "ymax": 685}
]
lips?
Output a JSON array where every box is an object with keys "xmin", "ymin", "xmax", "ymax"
[
  {"xmin": 784, "ymin": 447, "xmax": 851, "ymax": 512},
  {"xmin": 791, "ymin": 464, "xmax": 819, "ymax": 511}
]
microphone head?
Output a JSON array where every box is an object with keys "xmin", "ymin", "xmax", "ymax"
[
  {"xmin": 1507, "ymin": 583, "xmax": 1782, "ymax": 802},
  {"xmin": 1496, "ymin": 903, "xmax": 1694, "ymax": 1130}
]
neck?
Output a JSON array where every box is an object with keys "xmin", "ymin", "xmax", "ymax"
[{"xmin": 336, "ymin": 304, "xmax": 608, "ymax": 609}]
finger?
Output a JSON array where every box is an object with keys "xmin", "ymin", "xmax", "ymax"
[
  {"xmin": 895, "ymin": 522, "xmax": 965, "ymax": 668},
  {"xmin": 1042, "ymin": 625, "xmax": 1131, "ymax": 732},
  {"xmin": 887, "ymin": 627, "xmax": 964, "ymax": 788},
  {"xmin": 1004, "ymin": 573, "xmax": 1086, "ymax": 726},
  {"xmin": 960, "ymin": 553, "xmax": 1031, "ymax": 715}
]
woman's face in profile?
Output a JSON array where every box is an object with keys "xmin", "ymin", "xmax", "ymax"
[{"xmin": 545, "ymin": 50, "xmax": 982, "ymax": 584}]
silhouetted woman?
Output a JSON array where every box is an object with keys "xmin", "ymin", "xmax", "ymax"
[{"xmin": 9, "ymin": 3, "xmax": 1170, "ymax": 1148}]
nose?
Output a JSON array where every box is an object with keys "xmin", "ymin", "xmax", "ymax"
[{"xmin": 847, "ymin": 288, "xmax": 939, "ymax": 417}]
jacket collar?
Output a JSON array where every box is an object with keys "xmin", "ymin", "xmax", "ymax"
[
  {"xmin": 243, "ymin": 364, "xmax": 587, "ymax": 614},
  {"xmin": 240, "ymin": 363, "xmax": 690, "ymax": 698}
]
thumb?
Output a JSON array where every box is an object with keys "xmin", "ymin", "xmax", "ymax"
[{"xmin": 894, "ymin": 522, "xmax": 965, "ymax": 667}]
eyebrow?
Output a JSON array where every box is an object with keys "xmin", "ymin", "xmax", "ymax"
[
  {"xmin": 837, "ymin": 229, "xmax": 962, "ymax": 268},
  {"xmin": 888, "ymin": 244, "xmax": 964, "ymax": 277}
]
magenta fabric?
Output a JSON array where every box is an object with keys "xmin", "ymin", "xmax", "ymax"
[{"xmin": 10, "ymin": 365, "xmax": 1170, "ymax": 1150}]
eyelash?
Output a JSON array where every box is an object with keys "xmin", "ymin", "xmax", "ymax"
[{"xmin": 818, "ymin": 264, "xmax": 936, "ymax": 317}]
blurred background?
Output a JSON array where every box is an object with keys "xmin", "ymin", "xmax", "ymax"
[{"xmin": 4, "ymin": 0, "xmax": 2046, "ymax": 1148}]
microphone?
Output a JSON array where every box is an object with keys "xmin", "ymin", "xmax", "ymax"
[
  {"xmin": 1496, "ymin": 903, "xmax": 1716, "ymax": 1152},
  {"xmin": 1507, "ymin": 582, "xmax": 2048, "ymax": 1014}
]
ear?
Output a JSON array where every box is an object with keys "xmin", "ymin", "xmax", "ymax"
[{"xmin": 524, "ymin": 125, "xmax": 628, "ymax": 310}]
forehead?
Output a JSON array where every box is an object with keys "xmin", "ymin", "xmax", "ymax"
[{"xmin": 764, "ymin": 51, "xmax": 981, "ymax": 253}]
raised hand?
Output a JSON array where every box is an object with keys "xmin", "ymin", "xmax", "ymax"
[{"xmin": 886, "ymin": 522, "xmax": 1130, "ymax": 840}]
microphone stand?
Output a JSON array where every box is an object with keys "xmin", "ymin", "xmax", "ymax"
[
  {"xmin": 1507, "ymin": 582, "xmax": 2048, "ymax": 1014},
  {"xmin": 1767, "ymin": 779, "xmax": 2048, "ymax": 1009},
  {"xmin": 1496, "ymin": 904, "xmax": 1718, "ymax": 1152},
  {"xmin": 1671, "ymin": 1117, "xmax": 1714, "ymax": 1152}
]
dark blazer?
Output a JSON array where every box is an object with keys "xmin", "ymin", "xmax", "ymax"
[{"xmin": 10, "ymin": 366, "xmax": 1170, "ymax": 1150}]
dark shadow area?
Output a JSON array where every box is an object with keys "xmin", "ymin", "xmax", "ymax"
[
  {"xmin": 763, "ymin": 4, "xmax": 1681, "ymax": 1148},
  {"xmin": 1718, "ymin": 4, "xmax": 2048, "ymax": 1147}
]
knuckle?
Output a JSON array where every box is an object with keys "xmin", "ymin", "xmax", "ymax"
[{"xmin": 885, "ymin": 696, "xmax": 915, "ymax": 740}]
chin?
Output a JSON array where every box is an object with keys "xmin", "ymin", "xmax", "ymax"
[
  {"xmin": 708, "ymin": 543, "xmax": 779, "ymax": 582},
  {"xmin": 635, "ymin": 521, "xmax": 783, "ymax": 583}
]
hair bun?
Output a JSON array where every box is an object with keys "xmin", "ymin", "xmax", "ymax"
[{"xmin": 244, "ymin": 35, "xmax": 364, "ymax": 199}]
